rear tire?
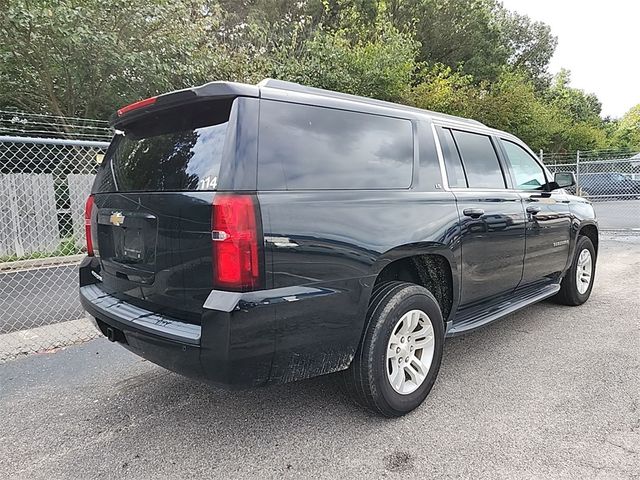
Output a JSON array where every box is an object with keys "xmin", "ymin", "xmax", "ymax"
[
  {"xmin": 340, "ymin": 282, "xmax": 444, "ymax": 417},
  {"xmin": 554, "ymin": 236, "xmax": 596, "ymax": 306}
]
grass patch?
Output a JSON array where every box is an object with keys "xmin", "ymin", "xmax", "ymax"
[{"xmin": 0, "ymin": 238, "xmax": 82, "ymax": 263}]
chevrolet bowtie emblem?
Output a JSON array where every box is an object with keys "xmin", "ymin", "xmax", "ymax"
[{"xmin": 109, "ymin": 212, "xmax": 125, "ymax": 226}]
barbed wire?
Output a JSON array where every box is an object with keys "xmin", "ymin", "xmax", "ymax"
[
  {"xmin": 0, "ymin": 110, "xmax": 112, "ymax": 142},
  {"xmin": 541, "ymin": 149, "xmax": 640, "ymax": 164},
  {"xmin": 0, "ymin": 110, "xmax": 109, "ymax": 125}
]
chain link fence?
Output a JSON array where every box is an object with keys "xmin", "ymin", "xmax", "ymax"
[
  {"xmin": 0, "ymin": 135, "xmax": 108, "ymax": 360},
  {"xmin": 542, "ymin": 150, "xmax": 640, "ymax": 231},
  {"xmin": 1, "ymin": 135, "xmax": 639, "ymax": 361}
]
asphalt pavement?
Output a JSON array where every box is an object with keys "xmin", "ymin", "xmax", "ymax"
[
  {"xmin": 0, "ymin": 263, "xmax": 83, "ymax": 334},
  {"xmin": 1, "ymin": 235, "xmax": 639, "ymax": 479},
  {"xmin": 592, "ymin": 199, "xmax": 640, "ymax": 230}
]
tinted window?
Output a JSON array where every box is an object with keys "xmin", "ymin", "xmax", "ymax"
[
  {"xmin": 258, "ymin": 101, "xmax": 413, "ymax": 190},
  {"xmin": 501, "ymin": 140, "xmax": 547, "ymax": 190},
  {"xmin": 95, "ymin": 100, "xmax": 232, "ymax": 192},
  {"xmin": 451, "ymin": 130, "xmax": 505, "ymax": 189},
  {"xmin": 437, "ymin": 127, "xmax": 467, "ymax": 187}
]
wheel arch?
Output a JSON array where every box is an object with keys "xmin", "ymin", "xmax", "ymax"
[
  {"xmin": 365, "ymin": 243, "xmax": 459, "ymax": 324},
  {"xmin": 578, "ymin": 222, "xmax": 599, "ymax": 256}
]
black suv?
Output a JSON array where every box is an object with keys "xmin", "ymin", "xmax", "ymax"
[{"xmin": 80, "ymin": 79, "xmax": 598, "ymax": 416}]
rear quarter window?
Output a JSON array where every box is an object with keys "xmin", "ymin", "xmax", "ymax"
[{"xmin": 258, "ymin": 101, "xmax": 414, "ymax": 190}]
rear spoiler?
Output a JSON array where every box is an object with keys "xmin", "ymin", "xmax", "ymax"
[{"xmin": 110, "ymin": 81, "xmax": 259, "ymax": 128}]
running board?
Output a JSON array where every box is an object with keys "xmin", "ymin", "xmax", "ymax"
[{"xmin": 447, "ymin": 283, "xmax": 561, "ymax": 337}]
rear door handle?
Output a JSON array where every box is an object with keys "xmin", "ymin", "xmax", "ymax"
[
  {"xmin": 526, "ymin": 205, "xmax": 542, "ymax": 215},
  {"xmin": 462, "ymin": 208, "xmax": 485, "ymax": 218}
]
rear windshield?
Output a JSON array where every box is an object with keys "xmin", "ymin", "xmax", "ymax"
[{"xmin": 94, "ymin": 100, "xmax": 233, "ymax": 192}]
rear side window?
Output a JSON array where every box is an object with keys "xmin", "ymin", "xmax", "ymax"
[
  {"xmin": 258, "ymin": 101, "xmax": 413, "ymax": 190},
  {"xmin": 94, "ymin": 99, "xmax": 233, "ymax": 192},
  {"xmin": 437, "ymin": 127, "xmax": 467, "ymax": 188},
  {"xmin": 451, "ymin": 130, "xmax": 505, "ymax": 189}
]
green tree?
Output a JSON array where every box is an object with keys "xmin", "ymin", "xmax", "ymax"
[
  {"xmin": 270, "ymin": 11, "xmax": 418, "ymax": 102},
  {"xmin": 0, "ymin": 0, "xmax": 631, "ymax": 155},
  {"xmin": 407, "ymin": 64, "xmax": 478, "ymax": 117},
  {"xmin": 387, "ymin": 0, "xmax": 509, "ymax": 81},
  {"xmin": 612, "ymin": 104, "xmax": 640, "ymax": 150},
  {"xmin": 546, "ymin": 70, "xmax": 602, "ymax": 123},
  {"xmin": 0, "ymin": 0, "xmax": 235, "ymax": 126},
  {"xmin": 387, "ymin": 0, "xmax": 557, "ymax": 85},
  {"xmin": 470, "ymin": 70, "xmax": 561, "ymax": 151},
  {"xmin": 408, "ymin": 67, "xmax": 560, "ymax": 151},
  {"xmin": 496, "ymin": 8, "xmax": 557, "ymax": 86}
]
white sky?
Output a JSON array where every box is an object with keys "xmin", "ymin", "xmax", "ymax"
[{"xmin": 499, "ymin": 0, "xmax": 639, "ymax": 118}]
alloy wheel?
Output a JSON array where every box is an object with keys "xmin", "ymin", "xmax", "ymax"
[
  {"xmin": 386, "ymin": 309, "xmax": 435, "ymax": 395},
  {"xmin": 576, "ymin": 248, "xmax": 593, "ymax": 294}
]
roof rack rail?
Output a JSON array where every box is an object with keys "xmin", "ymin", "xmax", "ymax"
[{"xmin": 257, "ymin": 78, "xmax": 486, "ymax": 127}]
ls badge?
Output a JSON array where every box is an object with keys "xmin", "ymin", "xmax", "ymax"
[{"xmin": 110, "ymin": 212, "xmax": 125, "ymax": 227}]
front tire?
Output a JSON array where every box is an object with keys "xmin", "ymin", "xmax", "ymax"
[
  {"xmin": 341, "ymin": 282, "xmax": 445, "ymax": 417},
  {"xmin": 554, "ymin": 236, "xmax": 596, "ymax": 306}
]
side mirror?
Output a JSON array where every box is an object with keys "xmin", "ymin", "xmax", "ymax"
[{"xmin": 552, "ymin": 172, "xmax": 575, "ymax": 190}]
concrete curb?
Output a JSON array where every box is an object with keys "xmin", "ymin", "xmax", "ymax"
[
  {"xmin": 0, "ymin": 254, "xmax": 85, "ymax": 272},
  {"xmin": 601, "ymin": 228, "xmax": 640, "ymax": 234},
  {"xmin": 0, "ymin": 318, "xmax": 100, "ymax": 362}
]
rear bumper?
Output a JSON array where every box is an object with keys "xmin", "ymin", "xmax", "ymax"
[
  {"xmin": 79, "ymin": 258, "xmax": 367, "ymax": 387},
  {"xmin": 79, "ymin": 259, "xmax": 276, "ymax": 388},
  {"xmin": 81, "ymin": 284, "xmax": 201, "ymax": 345},
  {"xmin": 80, "ymin": 283, "xmax": 206, "ymax": 381}
]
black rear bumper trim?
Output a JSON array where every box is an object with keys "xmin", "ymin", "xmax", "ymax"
[{"xmin": 80, "ymin": 284, "xmax": 201, "ymax": 345}]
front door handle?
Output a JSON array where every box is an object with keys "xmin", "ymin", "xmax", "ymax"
[
  {"xmin": 526, "ymin": 205, "xmax": 542, "ymax": 215},
  {"xmin": 463, "ymin": 208, "xmax": 485, "ymax": 218}
]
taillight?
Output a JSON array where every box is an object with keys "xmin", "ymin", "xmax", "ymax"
[
  {"xmin": 211, "ymin": 194, "xmax": 261, "ymax": 291},
  {"xmin": 84, "ymin": 195, "xmax": 95, "ymax": 256},
  {"xmin": 116, "ymin": 96, "xmax": 157, "ymax": 116}
]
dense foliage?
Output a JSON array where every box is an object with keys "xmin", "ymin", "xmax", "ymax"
[{"xmin": 1, "ymin": 0, "xmax": 638, "ymax": 152}]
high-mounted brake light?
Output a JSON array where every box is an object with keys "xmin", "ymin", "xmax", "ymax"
[
  {"xmin": 211, "ymin": 194, "xmax": 261, "ymax": 291},
  {"xmin": 84, "ymin": 195, "xmax": 95, "ymax": 256},
  {"xmin": 116, "ymin": 96, "xmax": 158, "ymax": 116}
]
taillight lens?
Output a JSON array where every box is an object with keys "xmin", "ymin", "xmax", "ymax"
[
  {"xmin": 211, "ymin": 194, "xmax": 261, "ymax": 291},
  {"xmin": 84, "ymin": 195, "xmax": 95, "ymax": 256}
]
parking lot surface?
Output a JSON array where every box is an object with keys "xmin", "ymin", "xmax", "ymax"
[
  {"xmin": 1, "ymin": 235, "xmax": 639, "ymax": 479},
  {"xmin": 592, "ymin": 199, "xmax": 640, "ymax": 230},
  {"xmin": 0, "ymin": 264, "xmax": 82, "ymax": 334}
]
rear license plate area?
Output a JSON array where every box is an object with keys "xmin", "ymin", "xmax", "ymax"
[
  {"xmin": 117, "ymin": 227, "xmax": 144, "ymax": 263},
  {"xmin": 97, "ymin": 210, "xmax": 158, "ymax": 278}
]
